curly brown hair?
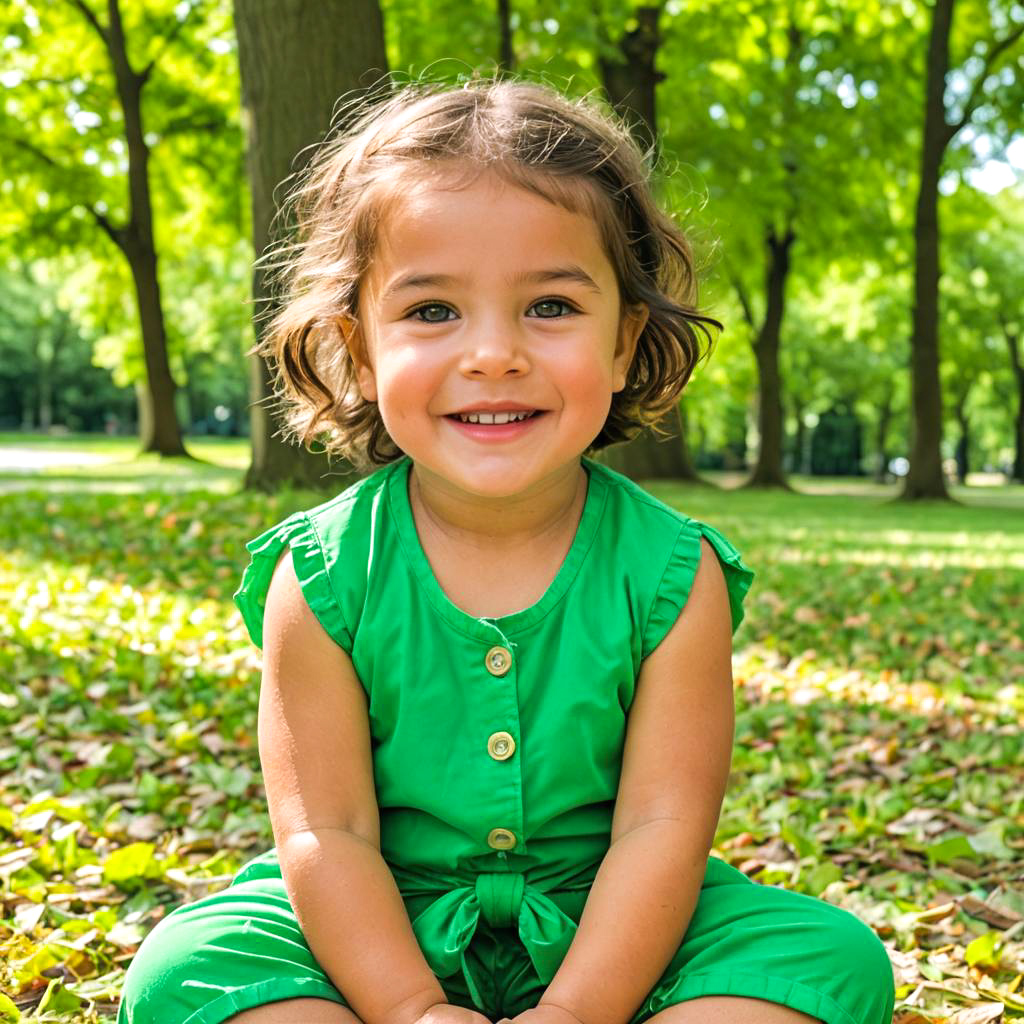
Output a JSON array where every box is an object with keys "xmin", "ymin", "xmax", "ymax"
[{"xmin": 254, "ymin": 75, "xmax": 721, "ymax": 469}]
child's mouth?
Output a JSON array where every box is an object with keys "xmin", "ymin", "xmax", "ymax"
[
  {"xmin": 449, "ymin": 410, "xmax": 539, "ymax": 425},
  {"xmin": 445, "ymin": 409, "xmax": 544, "ymax": 439}
]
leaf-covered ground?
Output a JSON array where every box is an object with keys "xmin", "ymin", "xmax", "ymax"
[{"xmin": 1, "ymin": 439, "xmax": 1022, "ymax": 1023}]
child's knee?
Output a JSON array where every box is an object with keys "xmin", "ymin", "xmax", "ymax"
[
  {"xmin": 117, "ymin": 912, "xmax": 198, "ymax": 1023},
  {"xmin": 820, "ymin": 907, "xmax": 895, "ymax": 1022},
  {"xmin": 117, "ymin": 893, "xmax": 347, "ymax": 1024}
]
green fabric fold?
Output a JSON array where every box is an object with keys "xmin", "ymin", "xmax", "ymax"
[{"xmin": 409, "ymin": 873, "xmax": 578, "ymax": 1012}]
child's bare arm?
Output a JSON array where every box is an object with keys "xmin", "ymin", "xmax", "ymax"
[
  {"xmin": 260, "ymin": 550, "xmax": 454, "ymax": 1024},
  {"xmin": 534, "ymin": 537, "xmax": 735, "ymax": 1024}
]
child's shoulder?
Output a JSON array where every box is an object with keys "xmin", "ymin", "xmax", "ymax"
[
  {"xmin": 234, "ymin": 460, "xmax": 404, "ymax": 652},
  {"xmin": 298, "ymin": 458, "xmax": 400, "ymax": 528},
  {"xmin": 586, "ymin": 457, "xmax": 694, "ymax": 531},
  {"xmin": 239, "ymin": 458, "xmax": 400, "ymax": 583},
  {"xmin": 585, "ymin": 457, "xmax": 755, "ymax": 639}
]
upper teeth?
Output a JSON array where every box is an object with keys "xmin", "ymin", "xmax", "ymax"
[{"xmin": 457, "ymin": 411, "xmax": 533, "ymax": 424}]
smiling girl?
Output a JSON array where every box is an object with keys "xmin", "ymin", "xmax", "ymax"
[{"xmin": 117, "ymin": 78, "xmax": 895, "ymax": 1024}]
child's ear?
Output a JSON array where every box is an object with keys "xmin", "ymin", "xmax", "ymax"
[
  {"xmin": 612, "ymin": 303, "xmax": 649, "ymax": 393},
  {"xmin": 338, "ymin": 315, "xmax": 378, "ymax": 402}
]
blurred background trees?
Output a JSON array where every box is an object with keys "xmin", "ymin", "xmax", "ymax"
[{"xmin": 1, "ymin": 0, "xmax": 1022, "ymax": 493}]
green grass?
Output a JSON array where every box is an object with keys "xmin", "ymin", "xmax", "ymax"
[
  {"xmin": 0, "ymin": 436, "xmax": 1022, "ymax": 1022},
  {"xmin": 0, "ymin": 433, "xmax": 249, "ymax": 494}
]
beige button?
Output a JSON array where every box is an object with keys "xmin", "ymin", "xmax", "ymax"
[
  {"xmin": 485, "ymin": 646, "xmax": 512, "ymax": 677},
  {"xmin": 487, "ymin": 731, "xmax": 516, "ymax": 761},
  {"xmin": 486, "ymin": 828, "xmax": 517, "ymax": 850}
]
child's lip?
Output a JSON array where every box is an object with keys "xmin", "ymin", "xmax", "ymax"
[{"xmin": 447, "ymin": 404, "xmax": 541, "ymax": 415}]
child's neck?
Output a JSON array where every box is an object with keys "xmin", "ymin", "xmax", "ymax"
[
  {"xmin": 409, "ymin": 460, "xmax": 586, "ymax": 550},
  {"xmin": 408, "ymin": 460, "xmax": 588, "ymax": 619}
]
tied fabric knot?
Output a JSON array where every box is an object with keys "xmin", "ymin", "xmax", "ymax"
[
  {"xmin": 410, "ymin": 871, "xmax": 578, "ymax": 1013},
  {"xmin": 475, "ymin": 871, "xmax": 524, "ymax": 928}
]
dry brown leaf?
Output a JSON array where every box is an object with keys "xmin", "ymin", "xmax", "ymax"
[
  {"xmin": 959, "ymin": 895, "xmax": 1023, "ymax": 931},
  {"xmin": 949, "ymin": 1004, "xmax": 1003, "ymax": 1024}
]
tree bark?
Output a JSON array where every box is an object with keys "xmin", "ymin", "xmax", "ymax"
[
  {"xmin": 497, "ymin": 0, "xmax": 514, "ymax": 71},
  {"xmin": 599, "ymin": 407, "xmax": 704, "ymax": 481},
  {"xmin": 599, "ymin": 5, "xmax": 663, "ymax": 156},
  {"xmin": 744, "ymin": 227, "xmax": 794, "ymax": 489},
  {"xmin": 1005, "ymin": 320, "xmax": 1024, "ymax": 482},
  {"xmin": 952, "ymin": 389, "xmax": 969, "ymax": 484},
  {"xmin": 902, "ymin": 0, "xmax": 954, "ymax": 499},
  {"xmin": 791, "ymin": 398, "xmax": 805, "ymax": 475},
  {"xmin": 234, "ymin": 0, "xmax": 388, "ymax": 491},
  {"xmin": 37, "ymin": 314, "xmax": 68, "ymax": 432},
  {"xmin": 598, "ymin": 5, "xmax": 699, "ymax": 481},
  {"xmin": 874, "ymin": 391, "xmax": 894, "ymax": 484},
  {"xmin": 106, "ymin": 0, "xmax": 187, "ymax": 456}
]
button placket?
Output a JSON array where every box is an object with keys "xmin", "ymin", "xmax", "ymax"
[{"xmin": 480, "ymin": 630, "xmax": 523, "ymax": 855}]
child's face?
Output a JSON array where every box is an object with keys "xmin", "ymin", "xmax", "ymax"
[{"xmin": 351, "ymin": 169, "xmax": 648, "ymax": 502}]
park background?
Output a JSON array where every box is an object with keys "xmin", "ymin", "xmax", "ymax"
[{"xmin": 1, "ymin": 0, "xmax": 1023, "ymax": 1021}]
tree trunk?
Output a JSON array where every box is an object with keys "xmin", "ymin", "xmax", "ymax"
[
  {"xmin": 744, "ymin": 227, "xmax": 794, "ymax": 489},
  {"xmin": 874, "ymin": 392, "xmax": 894, "ymax": 484},
  {"xmin": 952, "ymin": 391, "xmax": 969, "ymax": 484},
  {"xmin": 902, "ymin": 0, "xmax": 953, "ymax": 499},
  {"xmin": 953, "ymin": 424, "xmax": 968, "ymax": 484},
  {"xmin": 234, "ymin": 0, "xmax": 387, "ymax": 492},
  {"xmin": 791, "ymin": 398, "xmax": 805, "ymax": 475},
  {"xmin": 135, "ymin": 379, "xmax": 153, "ymax": 445},
  {"xmin": 497, "ymin": 0, "xmax": 514, "ymax": 71},
  {"xmin": 38, "ymin": 314, "xmax": 69, "ymax": 431},
  {"xmin": 598, "ymin": 5, "xmax": 698, "ymax": 481},
  {"xmin": 1004, "ymin": 320, "xmax": 1024, "ymax": 482},
  {"xmin": 599, "ymin": 406, "xmax": 705, "ymax": 482},
  {"xmin": 106, "ymin": 0, "xmax": 187, "ymax": 457},
  {"xmin": 598, "ymin": 5, "xmax": 663, "ymax": 156}
]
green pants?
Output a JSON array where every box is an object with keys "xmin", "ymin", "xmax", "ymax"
[{"xmin": 117, "ymin": 855, "xmax": 894, "ymax": 1024}]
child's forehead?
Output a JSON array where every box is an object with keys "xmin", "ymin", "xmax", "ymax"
[
  {"xmin": 380, "ymin": 156, "xmax": 599, "ymax": 214},
  {"xmin": 371, "ymin": 184, "xmax": 603, "ymax": 283},
  {"xmin": 372, "ymin": 164, "xmax": 604, "ymax": 250}
]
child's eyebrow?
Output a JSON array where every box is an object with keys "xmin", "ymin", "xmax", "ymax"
[{"xmin": 382, "ymin": 265, "xmax": 602, "ymax": 301}]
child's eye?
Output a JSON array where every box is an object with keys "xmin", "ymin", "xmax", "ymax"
[
  {"xmin": 528, "ymin": 299, "xmax": 577, "ymax": 318},
  {"xmin": 410, "ymin": 303, "xmax": 456, "ymax": 323},
  {"xmin": 408, "ymin": 299, "xmax": 577, "ymax": 322}
]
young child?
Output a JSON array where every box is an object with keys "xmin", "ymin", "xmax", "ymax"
[{"xmin": 118, "ymin": 79, "xmax": 895, "ymax": 1024}]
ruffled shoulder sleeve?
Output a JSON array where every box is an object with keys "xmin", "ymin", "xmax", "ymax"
[
  {"xmin": 641, "ymin": 518, "xmax": 755, "ymax": 659},
  {"xmin": 232, "ymin": 510, "xmax": 353, "ymax": 653}
]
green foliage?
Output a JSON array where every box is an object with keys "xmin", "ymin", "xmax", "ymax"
[
  {"xmin": 0, "ymin": 0, "xmax": 249, "ymax": 417},
  {"xmin": 3, "ymin": 0, "xmax": 1024, "ymax": 473},
  {"xmin": 0, "ymin": 443, "xmax": 1022, "ymax": 1018}
]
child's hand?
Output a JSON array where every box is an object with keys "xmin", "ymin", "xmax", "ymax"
[
  {"xmin": 497, "ymin": 1005, "xmax": 586, "ymax": 1024},
  {"xmin": 411, "ymin": 1005, "xmax": 495, "ymax": 1024}
]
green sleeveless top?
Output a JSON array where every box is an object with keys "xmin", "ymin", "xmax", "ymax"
[{"xmin": 233, "ymin": 455, "xmax": 754, "ymax": 1009}]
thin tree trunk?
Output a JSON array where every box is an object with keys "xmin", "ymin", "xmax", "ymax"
[
  {"xmin": 952, "ymin": 390, "xmax": 969, "ymax": 484},
  {"xmin": 902, "ymin": 0, "xmax": 953, "ymax": 499},
  {"xmin": 135, "ymin": 379, "xmax": 153, "ymax": 445},
  {"xmin": 600, "ymin": 408, "xmax": 702, "ymax": 480},
  {"xmin": 790, "ymin": 397, "xmax": 805, "ymax": 475},
  {"xmin": 1004, "ymin": 319, "xmax": 1024, "ymax": 482},
  {"xmin": 37, "ymin": 315, "xmax": 68, "ymax": 432},
  {"xmin": 744, "ymin": 227, "xmax": 794, "ymax": 489},
  {"xmin": 598, "ymin": 5, "xmax": 699, "ymax": 481},
  {"xmin": 497, "ymin": 0, "xmax": 514, "ymax": 71},
  {"xmin": 106, "ymin": 0, "xmax": 187, "ymax": 457},
  {"xmin": 874, "ymin": 392, "xmax": 894, "ymax": 484},
  {"xmin": 234, "ymin": 0, "xmax": 388, "ymax": 492},
  {"xmin": 599, "ymin": 5, "xmax": 662, "ymax": 156}
]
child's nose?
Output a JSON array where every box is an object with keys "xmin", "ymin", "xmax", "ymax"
[{"xmin": 458, "ymin": 326, "xmax": 531, "ymax": 377}]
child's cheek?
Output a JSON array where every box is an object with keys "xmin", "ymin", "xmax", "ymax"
[{"xmin": 376, "ymin": 349, "xmax": 438, "ymax": 428}]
